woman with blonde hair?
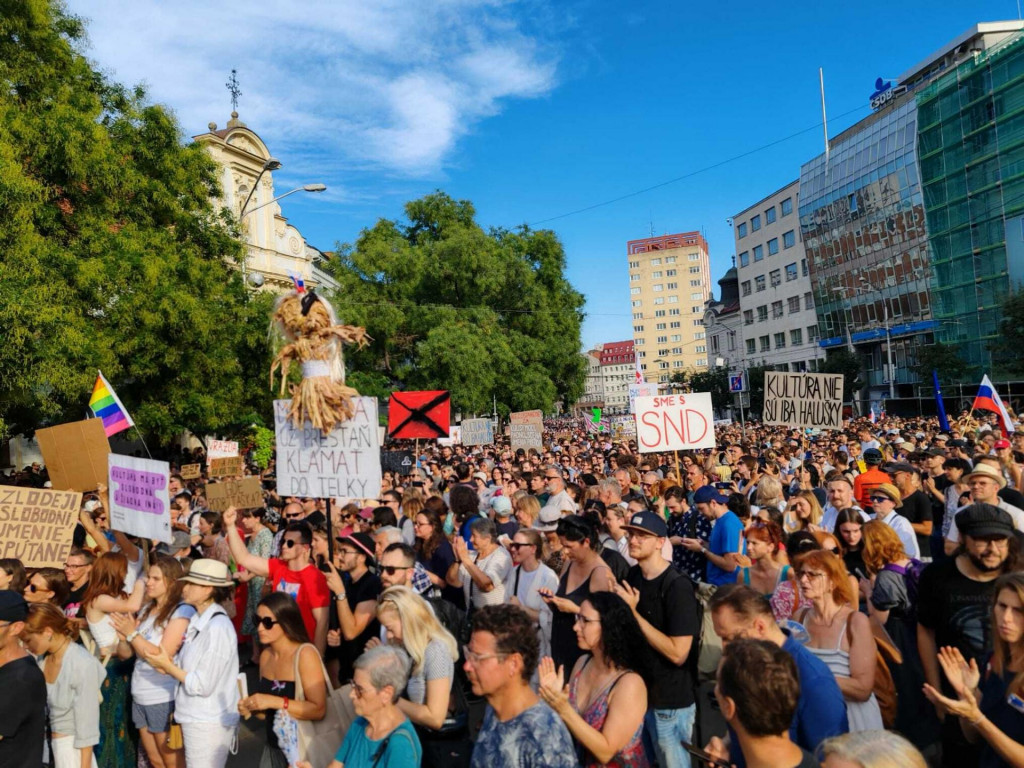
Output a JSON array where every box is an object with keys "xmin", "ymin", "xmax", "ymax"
[
  {"xmin": 514, "ymin": 492, "xmax": 542, "ymax": 530},
  {"xmin": 818, "ymin": 731, "xmax": 926, "ymax": 768},
  {"xmin": 784, "ymin": 490, "xmax": 824, "ymax": 533},
  {"xmin": 505, "ymin": 528, "xmax": 559, "ymax": 659},
  {"xmin": 754, "ymin": 475, "xmax": 785, "ymax": 513}
]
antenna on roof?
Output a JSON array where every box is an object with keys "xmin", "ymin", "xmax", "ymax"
[{"xmin": 226, "ymin": 69, "xmax": 242, "ymax": 112}]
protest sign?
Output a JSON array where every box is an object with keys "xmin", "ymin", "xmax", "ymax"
[
  {"xmin": 275, "ymin": 398, "xmax": 382, "ymax": 499},
  {"xmin": 461, "ymin": 418, "xmax": 494, "ymax": 446},
  {"xmin": 0, "ymin": 485, "xmax": 82, "ymax": 567},
  {"xmin": 108, "ymin": 455, "xmax": 172, "ymax": 544},
  {"xmin": 381, "ymin": 451, "xmax": 414, "ymax": 476},
  {"xmin": 207, "ymin": 440, "xmax": 239, "ymax": 462},
  {"xmin": 388, "ymin": 391, "xmax": 450, "ymax": 439},
  {"xmin": 206, "ymin": 478, "xmax": 264, "ymax": 512},
  {"xmin": 634, "ymin": 393, "xmax": 715, "ymax": 453},
  {"xmin": 510, "ymin": 410, "xmax": 544, "ymax": 451},
  {"xmin": 763, "ymin": 372, "xmax": 844, "ymax": 430},
  {"xmin": 209, "ymin": 456, "xmax": 244, "ymax": 478},
  {"xmin": 611, "ymin": 416, "xmax": 637, "ymax": 440},
  {"xmin": 628, "ymin": 383, "xmax": 660, "ymax": 414},
  {"xmin": 36, "ymin": 418, "xmax": 110, "ymax": 492},
  {"xmin": 180, "ymin": 463, "xmax": 201, "ymax": 480},
  {"xmin": 438, "ymin": 426, "xmax": 461, "ymax": 447}
]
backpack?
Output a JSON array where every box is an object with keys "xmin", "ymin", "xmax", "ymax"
[
  {"xmin": 846, "ymin": 616, "xmax": 902, "ymax": 729},
  {"xmin": 599, "ymin": 546, "xmax": 631, "ymax": 583},
  {"xmin": 881, "ymin": 558, "xmax": 925, "ymax": 621}
]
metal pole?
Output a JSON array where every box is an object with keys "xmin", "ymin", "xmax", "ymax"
[
  {"xmin": 884, "ymin": 301, "xmax": 895, "ymax": 400},
  {"xmin": 820, "ymin": 68, "xmax": 830, "ymax": 165},
  {"xmin": 739, "ymin": 370, "xmax": 747, "ymax": 442},
  {"xmin": 325, "ymin": 497, "xmax": 334, "ymax": 564}
]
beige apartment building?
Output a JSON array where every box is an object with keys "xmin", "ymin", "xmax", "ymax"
[{"xmin": 627, "ymin": 232, "xmax": 712, "ymax": 384}]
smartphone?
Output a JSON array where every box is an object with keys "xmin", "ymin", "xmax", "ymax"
[
  {"xmin": 714, "ymin": 482, "xmax": 732, "ymax": 490},
  {"xmin": 681, "ymin": 741, "xmax": 729, "ymax": 767}
]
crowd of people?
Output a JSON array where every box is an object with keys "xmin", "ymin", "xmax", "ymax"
[{"xmin": 1, "ymin": 408, "xmax": 1024, "ymax": 767}]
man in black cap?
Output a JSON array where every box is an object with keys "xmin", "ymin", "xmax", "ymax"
[
  {"xmin": 0, "ymin": 591, "xmax": 45, "ymax": 767},
  {"xmin": 917, "ymin": 503, "xmax": 1020, "ymax": 766},
  {"xmin": 612, "ymin": 509, "xmax": 699, "ymax": 768}
]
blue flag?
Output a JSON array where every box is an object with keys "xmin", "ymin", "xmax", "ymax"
[{"xmin": 933, "ymin": 369, "xmax": 950, "ymax": 432}]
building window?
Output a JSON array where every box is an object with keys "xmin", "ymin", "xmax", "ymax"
[
  {"xmin": 670, "ymin": 321, "xmax": 680, "ymax": 328},
  {"xmin": 693, "ymin": 319, "xmax": 703, "ymax": 327},
  {"xmin": 759, "ymin": 335, "xmax": 770, "ymax": 352},
  {"xmin": 783, "ymin": 230, "xmax": 796, "ymax": 249},
  {"xmin": 668, "ymin": 295, "xmax": 679, "ymax": 303},
  {"xmin": 742, "ymin": 280, "xmax": 752, "ymax": 296},
  {"xmin": 667, "ymin": 269, "xmax": 677, "ymax": 276},
  {"xmin": 669, "ymin": 308, "xmax": 680, "ymax": 316},
  {"xmin": 688, "ymin": 279, "xmax": 700, "ymax": 287},
  {"xmin": 691, "ymin": 306, "xmax": 702, "ymax": 313},
  {"xmin": 801, "ymin": 258, "xmax": 808, "ymax": 277},
  {"xmin": 651, "ymin": 258, "xmax": 661, "ymax": 266},
  {"xmin": 695, "ymin": 331, "xmax": 705, "ymax": 339},
  {"xmin": 757, "ymin": 305, "xmax": 768, "ymax": 322},
  {"xmin": 671, "ymin": 334, "xmax": 681, "ymax": 342},
  {"xmin": 753, "ymin": 245, "xmax": 764, "ymax": 262},
  {"xmin": 772, "ymin": 300, "xmax": 783, "ymax": 318},
  {"xmin": 751, "ymin": 214, "xmax": 761, "ymax": 232},
  {"xmin": 785, "ymin": 263, "xmax": 798, "ymax": 282},
  {"xmin": 689, "ymin": 266, "xmax": 700, "ymax": 274},
  {"xmin": 765, "ymin": 206, "xmax": 776, "ymax": 224},
  {"xmin": 654, "ymin": 297, "xmax": 664, "ymax": 305},
  {"xmin": 768, "ymin": 238, "xmax": 779, "ymax": 256},
  {"xmin": 630, "ymin": 273, "xmax": 640, "ymax": 281},
  {"xmin": 632, "ymin": 300, "xmax": 642, "ymax": 307},
  {"xmin": 738, "ymin": 222, "xmax": 747, "ymax": 238},
  {"xmin": 755, "ymin": 275, "xmax": 766, "ymax": 292},
  {"xmin": 653, "ymin": 284, "xmax": 663, "ymax": 292},
  {"xmin": 655, "ymin": 309, "xmax": 665, "ymax": 317},
  {"xmin": 739, "ymin": 251, "xmax": 749, "ymax": 267},
  {"xmin": 672, "ymin": 346, "xmax": 683, "ymax": 354},
  {"xmin": 770, "ymin": 270, "xmax": 781, "ymax": 287},
  {"xmin": 665, "ymin": 256, "xmax": 676, "ymax": 264},
  {"xmin": 781, "ymin": 197, "xmax": 793, "ymax": 216},
  {"xmin": 656, "ymin": 322, "xmax": 666, "ymax": 330},
  {"xmin": 629, "ymin": 260, "xmax": 640, "ymax": 268},
  {"xmin": 673, "ymin": 360, "xmax": 684, "ymax": 368},
  {"xmin": 774, "ymin": 332, "xmax": 786, "ymax": 349},
  {"xmin": 808, "ymin": 325, "xmax": 819, "ymax": 342},
  {"xmin": 689, "ymin": 293, "xmax": 702, "ymax": 300},
  {"xmin": 633, "ymin": 312, "xmax": 643, "ymax": 319},
  {"xmin": 788, "ymin": 296, "xmax": 801, "ymax": 314},
  {"xmin": 804, "ymin": 292, "xmax": 813, "ymax": 311},
  {"xmin": 711, "ymin": 335, "xmax": 720, "ymax": 353},
  {"xmin": 728, "ymin": 332, "xmax": 736, "ymax": 350},
  {"xmin": 746, "ymin": 338, "xmax": 756, "ymax": 354},
  {"xmin": 667, "ymin": 282, "xmax": 678, "ymax": 289},
  {"xmin": 791, "ymin": 328, "xmax": 803, "ymax": 346},
  {"xmin": 743, "ymin": 310, "xmax": 754, "ymax": 325},
  {"xmin": 634, "ymin": 324, "xmax": 644, "ymax": 332},
  {"xmin": 635, "ymin": 337, "xmax": 645, "ymax": 345},
  {"xmin": 696, "ymin": 345, "xmax": 706, "ymax": 353},
  {"xmin": 688, "ymin": 253, "xmax": 699, "ymax": 261},
  {"xmin": 657, "ymin": 335, "xmax": 667, "ymax": 343}
]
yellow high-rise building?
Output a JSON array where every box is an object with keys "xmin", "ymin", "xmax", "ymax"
[{"xmin": 627, "ymin": 232, "xmax": 711, "ymax": 384}]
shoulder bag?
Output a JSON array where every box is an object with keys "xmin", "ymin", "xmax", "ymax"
[{"xmin": 292, "ymin": 643, "xmax": 356, "ymax": 768}]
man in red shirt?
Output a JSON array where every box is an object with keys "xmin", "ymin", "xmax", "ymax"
[
  {"xmin": 222, "ymin": 506, "xmax": 329, "ymax": 653},
  {"xmin": 853, "ymin": 448, "xmax": 890, "ymax": 515}
]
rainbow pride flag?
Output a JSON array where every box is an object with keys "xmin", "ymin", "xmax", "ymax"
[{"xmin": 88, "ymin": 371, "xmax": 135, "ymax": 437}]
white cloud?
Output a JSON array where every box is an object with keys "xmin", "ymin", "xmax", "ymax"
[{"xmin": 67, "ymin": 0, "xmax": 561, "ymax": 176}]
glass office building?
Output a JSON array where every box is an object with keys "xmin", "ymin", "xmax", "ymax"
[
  {"xmin": 798, "ymin": 98, "xmax": 936, "ymax": 404},
  {"xmin": 916, "ymin": 30, "xmax": 1024, "ymax": 369}
]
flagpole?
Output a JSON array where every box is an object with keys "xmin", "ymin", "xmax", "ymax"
[{"xmin": 132, "ymin": 425, "xmax": 153, "ymax": 459}]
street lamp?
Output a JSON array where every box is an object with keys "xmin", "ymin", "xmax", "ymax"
[
  {"xmin": 241, "ymin": 184, "xmax": 327, "ymax": 217},
  {"xmin": 239, "ymin": 157, "xmax": 282, "ymax": 218}
]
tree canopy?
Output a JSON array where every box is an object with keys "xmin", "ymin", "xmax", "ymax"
[
  {"xmin": 0, "ymin": 0, "xmax": 269, "ymax": 441},
  {"xmin": 323, "ymin": 192, "xmax": 586, "ymax": 416}
]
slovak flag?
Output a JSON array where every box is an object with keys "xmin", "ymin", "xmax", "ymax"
[
  {"xmin": 973, "ymin": 374, "xmax": 1014, "ymax": 434},
  {"xmin": 635, "ymin": 356, "xmax": 645, "ymax": 384}
]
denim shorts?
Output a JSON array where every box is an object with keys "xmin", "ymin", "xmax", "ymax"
[{"xmin": 131, "ymin": 699, "xmax": 174, "ymax": 732}]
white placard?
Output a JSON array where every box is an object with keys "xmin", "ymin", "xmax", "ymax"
[
  {"xmin": 274, "ymin": 398, "xmax": 382, "ymax": 499},
  {"xmin": 763, "ymin": 372, "xmax": 844, "ymax": 430},
  {"xmin": 461, "ymin": 419, "xmax": 494, "ymax": 446},
  {"xmin": 438, "ymin": 426, "xmax": 461, "ymax": 447},
  {"xmin": 108, "ymin": 455, "xmax": 172, "ymax": 544},
  {"xmin": 634, "ymin": 393, "xmax": 716, "ymax": 453},
  {"xmin": 628, "ymin": 383, "xmax": 660, "ymax": 414},
  {"xmin": 510, "ymin": 410, "xmax": 544, "ymax": 451},
  {"xmin": 207, "ymin": 439, "xmax": 239, "ymax": 462}
]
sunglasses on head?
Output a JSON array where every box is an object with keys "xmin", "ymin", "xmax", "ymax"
[{"xmin": 256, "ymin": 617, "xmax": 279, "ymax": 630}]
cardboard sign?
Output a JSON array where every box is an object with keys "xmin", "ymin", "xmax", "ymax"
[
  {"xmin": 628, "ymin": 383, "xmax": 660, "ymax": 414},
  {"xmin": 36, "ymin": 418, "xmax": 110, "ymax": 492},
  {"xmin": 438, "ymin": 426, "xmax": 461, "ymax": 447},
  {"xmin": 634, "ymin": 393, "xmax": 716, "ymax": 453},
  {"xmin": 0, "ymin": 485, "xmax": 82, "ymax": 567},
  {"xmin": 510, "ymin": 410, "xmax": 544, "ymax": 451},
  {"xmin": 207, "ymin": 440, "xmax": 239, "ymax": 462},
  {"xmin": 209, "ymin": 456, "xmax": 244, "ymax": 478},
  {"xmin": 206, "ymin": 477, "xmax": 263, "ymax": 512},
  {"xmin": 275, "ymin": 398, "xmax": 382, "ymax": 499},
  {"xmin": 108, "ymin": 455, "xmax": 172, "ymax": 544},
  {"xmin": 381, "ymin": 451, "xmax": 414, "ymax": 476},
  {"xmin": 763, "ymin": 372, "xmax": 844, "ymax": 430},
  {"xmin": 180, "ymin": 463, "xmax": 201, "ymax": 480},
  {"xmin": 388, "ymin": 391, "xmax": 450, "ymax": 439},
  {"xmin": 461, "ymin": 418, "xmax": 494, "ymax": 446}
]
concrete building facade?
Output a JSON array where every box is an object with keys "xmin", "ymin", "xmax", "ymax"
[
  {"xmin": 599, "ymin": 340, "xmax": 636, "ymax": 413},
  {"xmin": 628, "ymin": 232, "xmax": 712, "ymax": 384}
]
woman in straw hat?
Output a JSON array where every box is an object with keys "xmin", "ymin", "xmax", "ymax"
[{"xmin": 145, "ymin": 559, "xmax": 240, "ymax": 768}]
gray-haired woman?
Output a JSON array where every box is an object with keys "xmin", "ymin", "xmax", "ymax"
[{"xmin": 302, "ymin": 645, "xmax": 422, "ymax": 768}]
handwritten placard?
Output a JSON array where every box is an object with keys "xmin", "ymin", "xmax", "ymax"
[
  {"xmin": 206, "ymin": 478, "xmax": 264, "ymax": 512},
  {"xmin": 634, "ymin": 393, "xmax": 716, "ymax": 453},
  {"xmin": 461, "ymin": 419, "xmax": 494, "ymax": 446},
  {"xmin": 0, "ymin": 486, "xmax": 82, "ymax": 567},
  {"xmin": 763, "ymin": 372, "xmax": 844, "ymax": 430},
  {"xmin": 180, "ymin": 463, "xmax": 201, "ymax": 480},
  {"xmin": 108, "ymin": 455, "xmax": 172, "ymax": 544},
  {"xmin": 510, "ymin": 410, "xmax": 544, "ymax": 451},
  {"xmin": 275, "ymin": 397, "xmax": 382, "ymax": 499},
  {"xmin": 207, "ymin": 440, "xmax": 239, "ymax": 462},
  {"xmin": 209, "ymin": 456, "xmax": 244, "ymax": 478}
]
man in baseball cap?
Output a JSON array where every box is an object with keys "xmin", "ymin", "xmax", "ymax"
[
  {"xmin": 682, "ymin": 486, "xmax": 744, "ymax": 586},
  {"xmin": 854, "ymin": 448, "xmax": 891, "ymax": 513},
  {"xmin": 0, "ymin": 591, "xmax": 45, "ymax": 768}
]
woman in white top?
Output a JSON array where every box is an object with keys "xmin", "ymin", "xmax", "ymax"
[
  {"xmin": 504, "ymin": 529, "xmax": 558, "ymax": 659},
  {"xmin": 146, "ymin": 559, "xmax": 240, "ymax": 768},
  {"xmin": 22, "ymin": 603, "xmax": 106, "ymax": 768},
  {"xmin": 82, "ymin": 551, "xmax": 145, "ymax": 657},
  {"xmin": 111, "ymin": 557, "xmax": 194, "ymax": 768}
]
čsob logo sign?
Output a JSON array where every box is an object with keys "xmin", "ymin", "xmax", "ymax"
[{"xmin": 869, "ymin": 77, "xmax": 907, "ymax": 110}]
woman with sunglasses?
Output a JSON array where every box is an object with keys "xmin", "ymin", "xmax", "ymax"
[
  {"xmin": 24, "ymin": 567, "xmax": 70, "ymax": 607},
  {"xmin": 238, "ymin": 593, "xmax": 328, "ymax": 768},
  {"xmin": 505, "ymin": 529, "xmax": 559, "ymax": 660},
  {"xmin": 110, "ymin": 557, "xmax": 192, "ymax": 768},
  {"xmin": 236, "ymin": 508, "xmax": 274, "ymax": 653},
  {"xmin": 538, "ymin": 592, "xmax": 650, "ymax": 768}
]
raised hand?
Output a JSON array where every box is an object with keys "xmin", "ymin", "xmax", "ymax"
[
  {"xmin": 221, "ymin": 507, "xmax": 238, "ymax": 528},
  {"xmin": 537, "ymin": 657, "xmax": 569, "ymax": 714},
  {"xmin": 937, "ymin": 646, "xmax": 980, "ymax": 695}
]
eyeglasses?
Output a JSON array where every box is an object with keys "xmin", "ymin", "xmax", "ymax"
[
  {"xmin": 463, "ymin": 645, "xmax": 509, "ymax": 665},
  {"xmin": 380, "ymin": 565, "xmax": 413, "ymax": 576},
  {"xmin": 63, "ymin": 562, "xmax": 88, "ymax": 570},
  {"xmin": 509, "ymin": 542, "xmax": 535, "ymax": 550},
  {"xmin": 256, "ymin": 617, "xmax": 279, "ymax": 630},
  {"xmin": 337, "ymin": 549, "xmax": 358, "ymax": 557},
  {"xmin": 348, "ymin": 679, "xmax": 369, "ymax": 698},
  {"xmin": 573, "ymin": 614, "xmax": 601, "ymax": 625},
  {"xmin": 796, "ymin": 570, "xmax": 826, "ymax": 581},
  {"xmin": 868, "ymin": 496, "xmax": 891, "ymax": 504}
]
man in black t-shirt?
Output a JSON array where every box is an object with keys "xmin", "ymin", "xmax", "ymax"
[
  {"xmin": 0, "ymin": 591, "xmax": 45, "ymax": 768},
  {"xmin": 921, "ymin": 449, "xmax": 953, "ymax": 558},
  {"xmin": 615, "ymin": 509, "xmax": 698, "ymax": 768},
  {"xmin": 890, "ymin": 465, "xmax": 933, "ymax": 558},
  {"xmin": 61, "ymin": 546, "xmax": 94, "ymax": 621}
]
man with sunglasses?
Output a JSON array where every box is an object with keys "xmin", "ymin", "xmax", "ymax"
[
  {"xmin": 327, "ymin": 532, "xmax": 381, "ymax": 683},
  {"xmin": 270, "ymin": 500, "xmax": 305, "ymax": 556},
  {"xmin": 222, "ymin": 506, "xmax": 330, "ymax": 654}
]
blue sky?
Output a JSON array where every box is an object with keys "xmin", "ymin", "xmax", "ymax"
[{"xmin": 70, "ymin": 0, "xmax": 1016, "ymax": 348}]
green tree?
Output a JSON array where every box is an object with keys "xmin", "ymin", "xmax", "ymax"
[
  {"xmin": 913, "ymin": 342, "xmax": 974, "ymax": 384},
  {"xmin": 668, "ymin": 370, "xmax": 689, "ymax": 391},
  {"xmin": 992, "ymin": 287, "xmax": 1024, "ymax": 377},
  {"xmin": 822, "ymin": 349, "xmax": 865, "ymax": 403},
  {"xmin": 746, "ymin": 365, "xmax": 771, "ymax": 417},
  {"xmin": 324, "ymin": 192, "xmax": 586, "ymax": 415},
  {"xmin": 687, "ymin": 368, "xmax": 730, "ymax": 411},
  {"xmin": 0, "ymin": 0, "xmax": 269, "ymax": 442}
]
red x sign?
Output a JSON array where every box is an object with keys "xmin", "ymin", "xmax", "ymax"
[{"xmin": 388, "ymin": 391, "xmax": 451, "ymax": 439}]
